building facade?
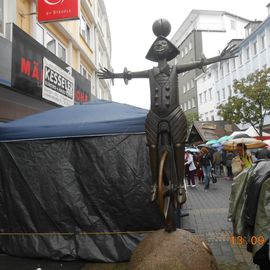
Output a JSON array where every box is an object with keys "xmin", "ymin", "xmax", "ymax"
[
  {"xmin": 0, "ymin": 0, "xmax": 111, "ymax": 121},
  {"xmin": 171, "ymin": 10, "xmax": 250, "ymax": 117},
  {"xmin": 197, "ymin": 7, "xmax": 270, "ymax": 127}
]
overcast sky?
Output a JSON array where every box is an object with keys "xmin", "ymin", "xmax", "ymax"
[{"xmin": 103, "ymin": 0, "xmax": 269, "ymax": 109}]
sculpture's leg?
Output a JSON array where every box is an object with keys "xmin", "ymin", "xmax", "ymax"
[
  {"xmin": 148, "ymin": 144, "xmax": 158, "ymax": 201},
  {"xmin": 174, "ymin": 143, "xmax": 187, "ymax": 206}
]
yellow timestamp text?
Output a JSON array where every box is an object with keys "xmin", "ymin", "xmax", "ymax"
[{"xmin": 229, "ymin": 235, "xmax": 266, "ymax": 246}]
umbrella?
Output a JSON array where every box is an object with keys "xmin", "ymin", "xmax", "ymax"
[
  {"xmin": 232, "ymin": 133, "xmax": 251, "ymax": 139},
  {"xmin": 217, "ymin": 135, "xmax": 232, "ymax": 143},
  {"xmin": 223, "ymin": 138, "xmax": 267, "ymax": 151},
  {"xmin": 206, "ymin": 139, "xmax": 218, "ymax": 145}
]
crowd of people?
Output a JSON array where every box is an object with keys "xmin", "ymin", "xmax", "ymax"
[{"xmin": 184, "ymin": 143, "xmax": 270, "ymax": 191}]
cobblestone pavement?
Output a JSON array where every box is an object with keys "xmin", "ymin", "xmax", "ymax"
[{"xmin": 181, "ymin": 176, "xmax": 258, "ymax": 270}]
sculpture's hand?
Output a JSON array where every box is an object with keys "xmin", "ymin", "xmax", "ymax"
[
  {"xmin": 97, "ymin": 68, "xmax": 115, "ymax": 79},
  {"xmin": 219, "ymin": 44, "xmax": 238, "ymax": 61}
]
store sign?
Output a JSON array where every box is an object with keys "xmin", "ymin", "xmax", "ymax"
[
  {"xmin": 37, "ymin": 0, "xmax": 80, "ymax": 23},
  {"xmin": 42, "ymin": 58, "xmax": 74, "ymax": 106},
  {"xmin": 11, "ymin": 24, "xmax": 91, "ymax": 105}
]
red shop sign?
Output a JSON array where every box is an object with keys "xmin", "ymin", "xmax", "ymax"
[{"xmin": 37, "ymin": 0, "xmax": 80, "ymax": 23}]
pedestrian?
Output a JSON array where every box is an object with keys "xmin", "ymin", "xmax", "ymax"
[
  {"xmin": 194, "ymin": 152, "xmax": 204, "ymax": 183},
  {"xmin": 213, "ymin": 149, "xmax": 222, "ymax": 176},
  {"xmin": 200, "ymin": 147, "xmax": 212, "ymax": 191},
  {"xmin": 185, "ymin": 151, "xmax": 197, "ymax": 187},
  {"xmin": 236, "ymin": 143, "xmax": 253, "ymax": 170},
  {"xmin": 255, "ymin": 147, "xmax": 270, "ymax": 160},
  {"xmin": 221, "ymin": 149, "xmax": 228, "ymax": 177},
  {"xmin": 225, "ymin": 151, "xmax": 235, "ymax": 179}
]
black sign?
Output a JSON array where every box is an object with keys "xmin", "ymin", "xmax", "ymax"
[{"xmin": 11, "ymin": 24, "xmax": 91, "ymax": 105}]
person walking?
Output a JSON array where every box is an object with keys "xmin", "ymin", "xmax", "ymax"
[
  {"xmin": 200, "ymin": 148, "xmax": 212, "ymax": 191},
  {"xmin": 185, "ymin": 151, "xmax": 197, "ymax": 187},
  {"xmin": 213, "ymin": 149, "xmax": 222, "ymax": 176},
  {"xmin": 194, "ymin": 152, "xmax": 204, "ymax": 183},
  {"xmin": 225, "ymin": 151, "xmax": 235, "ymax": 179}
]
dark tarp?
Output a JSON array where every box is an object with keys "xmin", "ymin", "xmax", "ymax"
[
  {"xmin": 0, "ymin": 101, "xmax": 163, "ymax": 262},
  {"xmin": 0, "ymin": 100, "xmax": 148, "ymax": 142}
]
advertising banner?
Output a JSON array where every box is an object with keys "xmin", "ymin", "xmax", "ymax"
[
  {"xmin": 42, "ymin": 58, "xmax": 74, "ymax": 106},
  {"xmin": 37, "ymin": 0, "xmax": 79, "ymax": 23},
  {"xmin": 11, "ymin": 24, "xmax": 91, "ymax": 105}
]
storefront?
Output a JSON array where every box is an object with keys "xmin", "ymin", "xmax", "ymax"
[{"xmin": 0, "ymin": 24, "xmax": 92, "ymax": 122}]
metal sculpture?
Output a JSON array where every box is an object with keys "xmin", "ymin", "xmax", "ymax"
[{"xmin": 98, "ymin": 18, "xmax": 237, "ymax": 231}]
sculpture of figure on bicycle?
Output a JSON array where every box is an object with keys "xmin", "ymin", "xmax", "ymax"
[{"xmin": 98, "ymin": 18, "xmax": 237, "ymax": 231}]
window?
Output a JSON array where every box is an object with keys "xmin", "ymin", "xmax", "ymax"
[
  {"xmin": 184, "ymin": 103, "xmax": 187, "ymax": 111},
  {"xmin": 80, "ymin": 15, "xmax": 91, "ymax": 45},
  {"xmin": 0, "ymin": 0, "xmax": 3, "ymax": 34},
  {"xmin": 187, "ymin": 81, "xmax": 190, "ymax": 91},
  {"xmin": 208, "ymin": 88, "xmax": 212, "ymax": 100},
  {"xmin": 80, "ymin": 64, "xmax": 91, "ymax": 80},
  {"xmin": 230, "ymin": 20, "xmax": 236, "ymax": 30},
  {"xmin": 191, "ymin": 79, "xmax": 194, "ymax": 88},
  {"xmin": 188, "ymin": 100, "xmax": 191, "ymax": 110},
  {"xmin": 211, "ymin": 115, "xmax": 215, "ymax": 121},
  {"xmin": 203, "ymin": 90, "xmax": 207, "ymax": 103},
  {"xmin": 228, "ymin": 85, "xmax": 232, "ymax": 97},
  {"xmin": 232, "ymin": 58, "xmax": 236, "ymax": 70},
  {"xmin": 222, "ymin": 88, "xmax": 226, "ymax": 99},
  {"xmin": 58, "ymin": 43, "xmax": 66, "ymax": 62},
  {"xmin": 205, "ymin": 113, "xmax": 209, "ymax": 121},
  {"xmin": 192, "ymin": 98, "xmax": 195, "ymax": 108},
  {"xmin": 46, "ymin": 33, "xmax": 67, "ymax": 62},
  {"xmin": 183, "ymin": 84, "xmax": 186, "ymax": 93},
  {"xmin": 226, "ymin": 62, "xmax": 230, "ymax": 74},
  {"xmin": 239, "ymin": 53, "xmax": 242, "ymax": 65},
  {"xmin": 217, "ymin": 90, "xmax": 220, "ymax": 102},
  {"xmin": 36, "ymin": 23, "xmax": 44, "ymax": 45},
  {"xmin": 246, "ymin": 47, "xmax": 250, "ymax": 61},
  {"xmin": 189, "ymin": 41, "xmax": 192, "ymax": 50},
  {"xmin": 220, "ymin": 64, "xmax": 224, "ymax": 77},
  {"xmin": 46, "ymin": 33, "xmax": 56, "ymax": 54},
  {"xmin": 185, "ymin": 46, "xmax": 188, "ymax": 55},
  {"xmin": 253, "ymin": 41, "xmax": 257, "ymax": 55},
  {"xmin": 199, "ymin": 93, "xmax": 202, "ymax": 104},
  {"xmin": 261, "ymin": 34, "xmax": 265, "ymax": 50}
]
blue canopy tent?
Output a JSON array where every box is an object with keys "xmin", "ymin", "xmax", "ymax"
[
  {"xmin": 0, "ymin": 101, "xmax": 163, "ymax": 262},
  {"xmin": 0, "ymin": 100, "xmax": 147, "ymax": 141}
]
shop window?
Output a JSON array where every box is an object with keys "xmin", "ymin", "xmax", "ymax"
[{"xmin": 0, "ymin": 0, "xmax": 3, "ymax": 34}]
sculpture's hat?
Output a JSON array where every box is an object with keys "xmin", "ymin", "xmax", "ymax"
[{"xmin": 146, "ymin": 19, "xmax": 179, "ymax": 62}]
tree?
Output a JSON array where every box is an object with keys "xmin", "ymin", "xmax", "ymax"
[
  {"xmin": 218, "ymin": 68, "xmax": 270, "ymax": 136},
  {"xmin": 185, "ymin": 112, "xmax": 199, "ymax": 130}
]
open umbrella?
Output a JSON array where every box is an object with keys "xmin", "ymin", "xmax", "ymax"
[
  {"xmin": 232, "ymin": 133, "xmax": 251, "ymax": 139},
  {"xmin": 217, "ymin": 135, "xmax": 232, "ymax": 143},
  {"xmin": 206, "ymin": 139, "xmax": 218, "ymax": 145},
  {"xmin": 223, "ymin": 138, "xmax": 267, "ymax": 151}
]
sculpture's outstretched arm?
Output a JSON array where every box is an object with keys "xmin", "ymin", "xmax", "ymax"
[
  {"xmin": 176, "ymin": 44, "xmax": 238, "ymax": 74},
  {"xmin": 97, "ymin": 67, "xmax": 149, "ymax": 85}
]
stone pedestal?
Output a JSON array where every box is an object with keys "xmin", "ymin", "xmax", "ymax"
[{"xmin": 129, "ymin": 229, "xmax": 219, "ymax": 270}]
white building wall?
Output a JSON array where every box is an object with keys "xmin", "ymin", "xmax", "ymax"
[{"xmin": 197, "ymin": 15, "xmax": 270, "ymax": 126}]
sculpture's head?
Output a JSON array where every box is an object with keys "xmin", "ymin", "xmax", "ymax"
[{"xmin": 146, "ymin": 19, "xmax": 179, "ymax": 62}]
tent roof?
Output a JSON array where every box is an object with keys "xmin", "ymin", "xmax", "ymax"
[{"xmin": 0, "ymin": 100, "xmax": 148, "ymax": 142}]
